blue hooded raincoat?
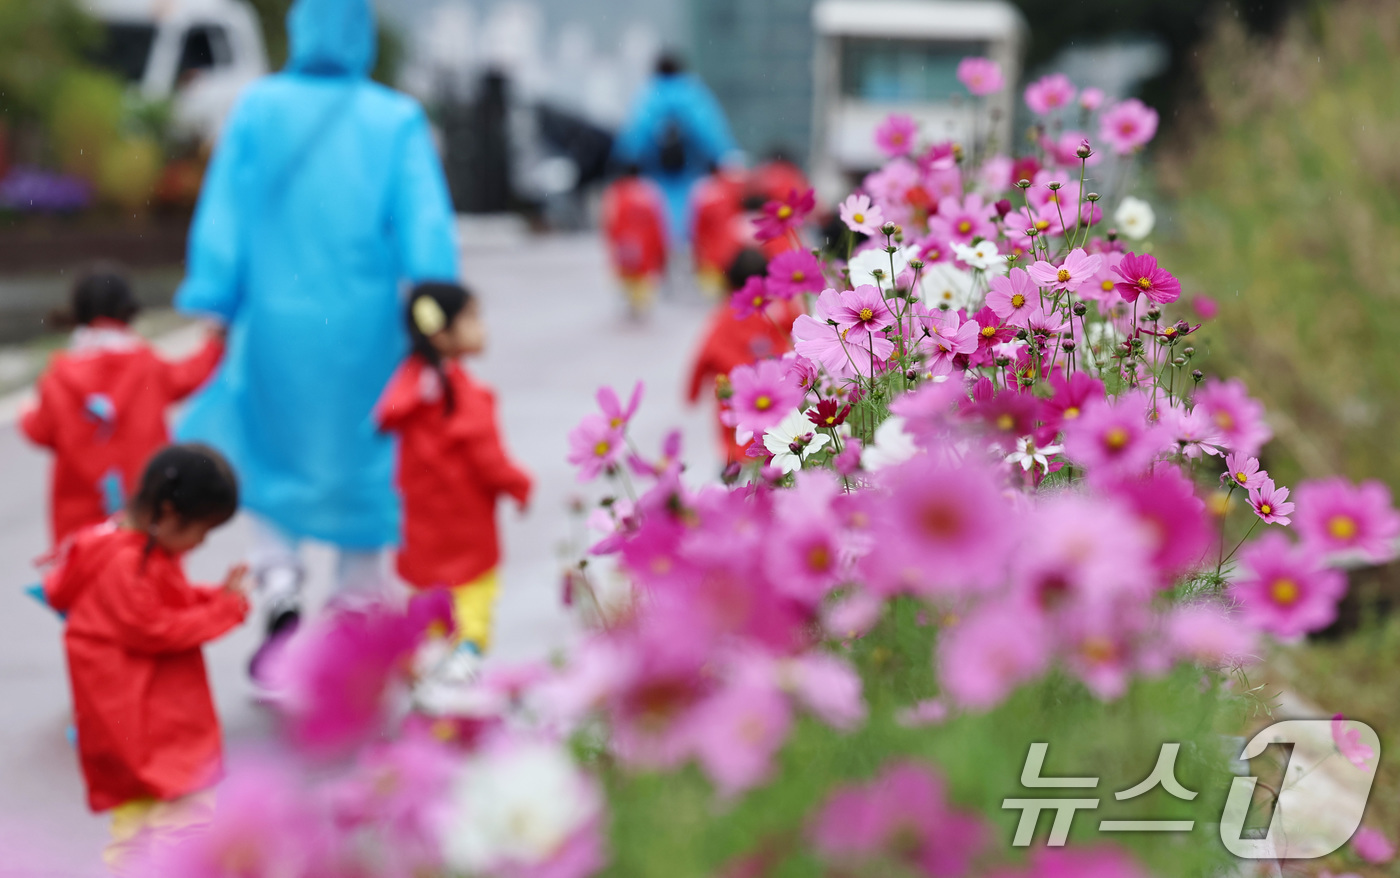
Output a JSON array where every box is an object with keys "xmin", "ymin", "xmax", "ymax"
[
  {"xmin": 612, "ymin": 74, "xmax": 738, "ymax": 242},
  {"xmin": 175, "ymin": 0, "xmax": 459, "ymax": 549}
]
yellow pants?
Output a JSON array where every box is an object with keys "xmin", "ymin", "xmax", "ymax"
[
  {"xmin": 451, "ymin": 568, "xmax": 499, "ymax": 653},
  {"xmin": 105, "ymin": 790, "xmax": 216, "ymax": 874}
]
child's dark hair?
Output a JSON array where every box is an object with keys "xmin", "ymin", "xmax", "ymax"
[
  {"xmin": 131, "ymin": 444, "xmax": 239, "ymax": 547},
  {"xmin": 406, "ymin": 281, "xmax": 473, "ymax": 415},
  {"xmin": 726, "ymin": 248, "xmax": 769, "ymax": 293},
  {"xmin": 55, "ymin": 265, "xmax": 141, "ymax": 329}
]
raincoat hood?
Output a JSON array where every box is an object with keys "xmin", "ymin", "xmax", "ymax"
[{"xmin": 287, "ymin": 0, "xmax": 377, "ymax": 77}]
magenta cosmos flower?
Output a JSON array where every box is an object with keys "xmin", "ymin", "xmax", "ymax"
[
  {"xmin": 1061, "ymin": 393, "xmax": 1162, "ymax": 480},
  {"xmin": 567, "ymin": 413, "xmax": 626, "ymax": 481},
  {"xmin": 838, "ymin": 193, "xmax": 885, "ymax": 236},
  {"xmin": 1079, "ymin": 86, "xmax": 1106, "ymax": 111},
  {"xmin": 1024, "ymin": 72, "xmax": 1076, "ymax": 114},
  {"xmin": 874, "ymin": 113, "xmax": 919, "ymax": 157},
  {"xmin": 920, "ymin": 307, "xmax": 980, "ymax": 366},
  {"xmin": 690, "ymin": 675, "xmax": 793, "ymax": 798},
  {"xmin": 1224, "ymin": 451, "xmax": 1264, "ymax": 489},
  {"xmin": 957, "ymin": 56, "xmax": 1004, "ymax": 96},
  {"xmin": 830, "ymin": 284, "xmax": 894, "ymax": 334},
  {"xmin": 1353, "ymin": 827, "xmax": 1396, "ymax": 864},
  {"xmin": 1028, "ymin": 247, "xmax": 1103, "ymax": 293},
  {"xmin": 928, "ymin": 193, "xmax": 997, "ymax": 245},
  {"xmin": 1295, "ymin": 476, "xmax": 1400, "ymax": 562},
  {"xmin": 1194, "ymin": 377, "xmax": 1272, "ymax": 457},
  {"xmin": 1231, "ymin": 532, "xmax": 1345, "ymax": 637},
  {"xmin": 1249, "ymin": 477, "xmax": 1294, "ymax": 526},
  {"xmin": 1109, "ymin": 467, "xmax": 1214, "ymax": 577},
  {"xmin": 729, "ymin": 275, "xmax": 772, "ymax": 319},
  {"xmin": 988, "ymin": 845, "xmax": 1152, "ymax": 878},
  {"xmin": 1099, "ymin": 98, "xmax": 1159, "ymax": 154},
  {"xmin": 767, "ymin": 250, "xmax": 825, "ymax": 299},
  {"xmin": 726, "ymin": 358, "xmax": 805, "ymax": 441},
  {"xmin": 596, "ymin": 380, "xmax": 643, "ymax": 430},
  {"xmin": 1112, "ymin": 252, "xmax": 1182, "ymax": 304},
  {"xmin": 810, "ymin": 761, "xmax": 987, "ymax": 878},
  {"xmin": 986, "ymin": 266, "xmax": 1039, "ymax": 327},
  {"xmin": 754, "ymin": 187, "xmax": 815, "ymax": 241}
]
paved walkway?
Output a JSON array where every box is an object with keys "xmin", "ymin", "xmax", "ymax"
[{"xmin": 0, "ymin": 232, "xmax": 721, "ymax": 874}]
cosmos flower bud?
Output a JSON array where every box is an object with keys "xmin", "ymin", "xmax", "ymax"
[
  {"xmin": 1016, "ymin": 178, "xmax": 1032, "ymax": 189},
  {"xmin": 1146, "ymin": 307, "xmax": 1162, "ymax": 322},
  {"xmin": 1015, "ymin": 328, "xmax": 1030, "ymax": 341},
  {"xmin": 908, "ymin": 259, "xmax": 925, "ymax": 270},
  {"xmin": 1183, "ymin": 346, "xmax": 1195, "ymax": 357},
  {"xmin": 1076, "ymin": 140, "xmax": 1093, "ymax": 159},
  {"xmin": 1072, "ymin": 302, "xmax": 1088, "ymax": 317},
  {"xmin": 994, "ymin": 198, "xmax": 1012, "ymax": 218},
  {"xmin": 1047, "ymin": 181, "xmax": 1062, "ymax": 191},
  {"xmin": 1171, "ymin": 356, "xmax": 1187, "ymax": 367},
  {"xmin": 1061, "ymin": 339, "xmax": 1076, "ymax": 352},
  {"xmin": 994, "ymin": 355, "xmax": 1011, "ymax": 367},
  {"xmin": 1192, "ymin": 369, "xmax": 1204, "ymax": 382},
  {"xmin": 881, "ymin": 221, "xmax": 897, "ymax": 236}
]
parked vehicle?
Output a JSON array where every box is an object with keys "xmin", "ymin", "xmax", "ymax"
[
  {"xmin": 83, "ymin": 0, "xmax": 268, "ymax": 143},
  {"xmin": 810, "ymin": 0, "xmax": 1025, "ymax": 202}
]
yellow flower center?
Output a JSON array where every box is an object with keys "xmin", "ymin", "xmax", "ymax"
[
  {"xmin": 1236, "ymin": 471, "xmax": 1248, "ymax": 483},
  {"xmin": 1270, "ymin": 578, "xmax": 1300, "ymax": 605},
  {"xmin": 853, "ymin": 212, "xmax": 865, "ymax": 224},
  {"xmin": 755, "ymin": 395, "xmax": 772, "ymax": 411},
  {"xmin": 1056, "ymin": 268, "xmax": 1071, "ymax": 283},
  {"xmin": 1035, "ymin": 220, "xmax": 1050, "ymax": 231},
  {"xmin": 808, "ymin": 545, "xmax": 832, "ymax": 572},
  {"xmin": 1260, "ymin": 503, "xmax": 1272, "ymax": 515},
  {"xmin": 1213, "ymin": 411, "xmax": 1235, "ymax": 430},
  {"xmin": 1010, "ymin": 293, "xmax": 1025, "ymax": 308},
  {"xmin": 980, "ymin": 326, "xmax": 996, "ymax": 338},
  {"xmin": 958, "ymin": 220, "xmax": 972, "ymax": 234},
  {"xmin": 1104, "ymin": 426, "xmax": 1129, "ymax": 450},
  {"xmin": 1137, "ymin": 276, "xmax": 1152, "ymax": 290},
  {"xmin": 1329, "ymin": 515, "xmax": 1358, "ymax": 540},
  {"xmin": 594, "ymin": 440, "xmax": 611, "ymax": 457},
  {"xmin": 996, "ymin": 413, "xmax": 1014, "ymax": 431},
  {"xmin": 1101, "ymin": 279, "xmax": 1114, "ymax": 292},
  {"xmin": 1081, "ymin": 636, "xmax": 1117, "ymax": 664},
  {"xmin": 753, "ymin": 295, "xmax": 765, "ymax": 306},
  {"xmin": 792, "ymin": 270, "xmax": 805, "ymax": 282},
  {"xmin": 777, "ymin": 205, "xmax": 793, "ymax": 219},
  {"xmin": 1064, "ymin": 406, "xmax": 1080, "ymax": 419},
  {"xmin": 859, "ymin": 307, "xmax": 874, "ymax": 321}
]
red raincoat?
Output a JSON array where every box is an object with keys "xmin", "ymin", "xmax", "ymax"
[
  {"xmin": 377, "ymin": 357, "xmax": 533, "ymax": 589},
  {"xmin": 21, "ymin": 324, "xmax": 224, "ymax": 545},
  {"xmin": 687, "ymin": 303, "xmax": 802, "ymax": 462},
  {"xmin": 690, "ymin": 170, "xmax": 744, "ymax": 276},
  {"xmin": 600, "ymin": 176, "xmax": 669, "ymax": 280},
  {"xmin": 44, "ymin": 525, "xmax": 248, "ymax": 812}
]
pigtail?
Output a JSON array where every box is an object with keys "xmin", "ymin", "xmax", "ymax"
[
  {"xmin": 405, "ymin": 283, "xmax": 472, "ymax": 417},
  {"xmin": 143, "ymin": 466, "xmax": 182, "ymax": 557}
]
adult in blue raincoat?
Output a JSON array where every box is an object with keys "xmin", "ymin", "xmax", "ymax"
[
  {"xmin": 613, "ymin": 55, "xmax": 739, "ymax": 242},
  {"xmin": 175, "ymin": 0, "xmax": 459, "ymax": 664}
]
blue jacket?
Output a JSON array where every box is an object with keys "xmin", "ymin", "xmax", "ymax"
[
  {"xmin": 613, "ymin": 74, "xmax": 738, "ymax": 241},
  {"xmin": 175, "ymin": 0, "xmax": 459, "ymax": 548}
]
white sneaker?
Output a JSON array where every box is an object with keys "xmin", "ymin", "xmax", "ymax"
[{"xmin": 411, "ymin": 642, "xmax": 483, "ymax": 715}]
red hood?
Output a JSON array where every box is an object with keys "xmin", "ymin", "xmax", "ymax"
[{"xmin": 44, "ymin": 522, "xmax": 127, "ymax": 614}]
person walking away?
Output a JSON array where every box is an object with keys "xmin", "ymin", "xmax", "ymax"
[
  {"xmin": 41, "ymin": 444, "xmax": 249, "ymax": 874},
  {"xmin": 687, "ymin": 249, "xmax": 802, "ymax": 463},
  {"xmin": 173, "ymin": 0, "xmax": 460, "ymax": 679},
  {"xmin": 689, "ymin": 162, "xmax": 745, "ymax": 299},
  {"xmin": 600, "ymin": 165, "xmax": 669, "ymax": 318},
  {"xmin": 377, "ymin": 283, "xmax": 532, "ymax": 692},
  {"xmin": 21, "ymin": 268, "xmax": 223, "ymax": 548},
  {"xmin": 612, "ymin": 54, "xmax": 739, "ymax": 243}
]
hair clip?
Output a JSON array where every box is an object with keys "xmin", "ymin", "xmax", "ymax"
[{"xmin": 412, "ymin": 296, "xmax": 447, "ymax": 336}]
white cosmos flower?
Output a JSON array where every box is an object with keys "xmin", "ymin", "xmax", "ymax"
[
  {"xmin": 861, "ymin": 416, "xmax": 918, "ymax": 471},
  {"xmin": 918, "ymin": 262, "xmax": 974, "ymax": 311},
  {"xmin": 763, "ymin": 409, "xmax": 831, "ymax": 474},
  {"xmin": 1006, "ymin": 435, "xmax": 1063, "ymax": 472},
  {"xmin": 847, "ymin": 244, "xmax": 915, "ymax": 289},
  {"xmin": 1114, "ymin": 196, "xmax": 1156, "ymax": 240},
  {"xmin": 442, "ymin": 738, "xmax": 600, "ymax": 872},
  {"xmin": 952, "ymin": 239, "xmax": 1005, "ymax": 271}
]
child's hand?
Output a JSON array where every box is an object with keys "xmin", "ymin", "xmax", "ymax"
[{"xmin": 223, "ymin": 563, "xmax": 250, "ymax": 598}]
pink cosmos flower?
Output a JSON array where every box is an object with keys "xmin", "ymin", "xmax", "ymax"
[
  {"xmin": 874, "ymin": 113, "xmax": 919, "ymax": 157},
  {"xmin": 1167, "ymin": 603, "xmax": 1257, "ymax": 666},
  {"xmin": 896, "ymin": 699, "xmax": 949, "ymax": 727},
  {"xmin": 1099, "ymin": 98, "xmax": 1159, "ymax": 154},
  {"xmin": 567, "ymin": 414, "xmax": 625, "ymax": 481},
  {"xmin": 1249, "ymin": 477, "xmax": 1294, "ymax": 526},
  {"xmin": 1025, "ymin": 73, "xmax": 1077, "ymax": 115},
  {"xmin": 1332, "ymin": 713, "xmax": 1376, "ymax": 771},
  {"xmin": 1162, "ymin": 405, "xmax": 1226, "ymax": 459},
  {"xmin": 754, "ymin": 188, "xmax": 816, "ymax": 241},
  {"xmin": 1352, "ymin": 827, "xmax": 1395, "ymax": 864},
  {"xmin": 839, "ymin": 193, "xmax": 885, "ymax": 236},
  {"xmin": 782, "ymin": 651, "xmax": 867, "ymax": 730},
  {"xmin": 1061, "ymin": 393, "xmax": 1162, "ymax": 479},
  {"xmin": 1231, "ymin": 532, "xmax": 1346, "ymax": 638},
  {"xmin": 1225, "ymin": 452, "xmax": 1264, "ymax": 489},
  {"xmin": 1028, "ymin": 248, "xmax": 1102, "ymax": 293},
  {"xmin": 729, "ymin": 275, "xmax": 773, "ymax": 319},
  {"xmin": 810, "ymin": 762, "xmax": 987, "ymax": 877},
  {"xmin": 919, "ymin": 308, "xmax": 980, "ymax": 366},
  {"xmin": 793, "ymin": 289, "xmax": 896, "ymax": 380},
  {"xmin": 1040, "ymin": 371, "xmax": 1105, "ymax": 433},
  {"xmin": 596, "ymin": 381, "xmax": 643, "ymax": 431},
  {"xmin": 1081, "ymin": 251, "xmax": 1126, "ymax": 304},
  {"xmin": 1042, "ymin": 130, "xmax": 1100, "ymax": 168},
  {"xmin": 690, "ymin": 675, "xmax": 793, "ymax": 798},
  {"xmin": 928, "ymin": 194, "xmax": 997, "ymax": 245},
  {"xmin": 1079, "ymin": 86, "xmax": 1106, "ymax": 111},
  {"xmin": 1109, "ymin": 468, "xmax": 1214, "ymax": 578},
  {"xmin": 939, "ymin": 602, "xmax": 1051, "ymax": 709},
  {"xmin": 831, "ymin": 284, "xmax": 894, "ymax": 334},
  {"xmin": 1295, "ymin": 477, "xmax": 1400, "ymax": 563},
  {"xmin": 1193, "ymin": 378, "xmax": 1273, "ymax": 457},
  {"xmin": 1026, "ymin": 303, "xmax": 1070, "ymax": 337},
  {"xmin": 1112, "ymin": 252, "xmax": 1181, "ymax": 304},
  {"xmin": 957, "ymin": 56, "xmax": 1004, "ymax": 96},
  {"xmin": 986, "ymin": 267, "xmax": 1039, "ymax": 327},
  {"xmin": 767, "ymin": 250, "xmax": 825, "ymax": 300},
  {"xmin": 725, "ymin": 359, "xmax": 805, "ymax": 442},
  {"xmin": 989, "ymin": 845, "xmax": 1152, "ymax": 878}
]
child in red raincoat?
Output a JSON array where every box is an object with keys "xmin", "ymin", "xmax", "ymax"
[
  {"xmin": 687, "ymin": 249, "xmax": 802, "ymax": 463},
  {"xmin": 21, "ymin": 269, "xmax": 224, "ymax": 547},
  {"xmin": 689, "ymin": 163, "xmax": 744, "ymax": 298},
  {"xmin": 600, "ymin": 165, "xmax": 669, "ymax": 317},
  {"xmin": 43, "ymin": 444, "xmax": 248, "ymax": 873},
  {"xmin": 378, "ymin": 282, "xmax": 532, "ymax": 683}
]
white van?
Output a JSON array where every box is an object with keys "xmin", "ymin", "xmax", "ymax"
[
  {"xmin": 83, "ymin": 0, "xmax": 268, "ymax": 143},
  {"xmin": 810, "ymin": 0, "xmax": 1026, "ymax": 202}
]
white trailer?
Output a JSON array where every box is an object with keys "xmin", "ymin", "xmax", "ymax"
[
  {"xmin": 810, "ymin": 0, "xmax": 1025, "ymax": 203},
  {"xmin": 83, "ymin": 0, "xmax": 268, "ymax": 143}
]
